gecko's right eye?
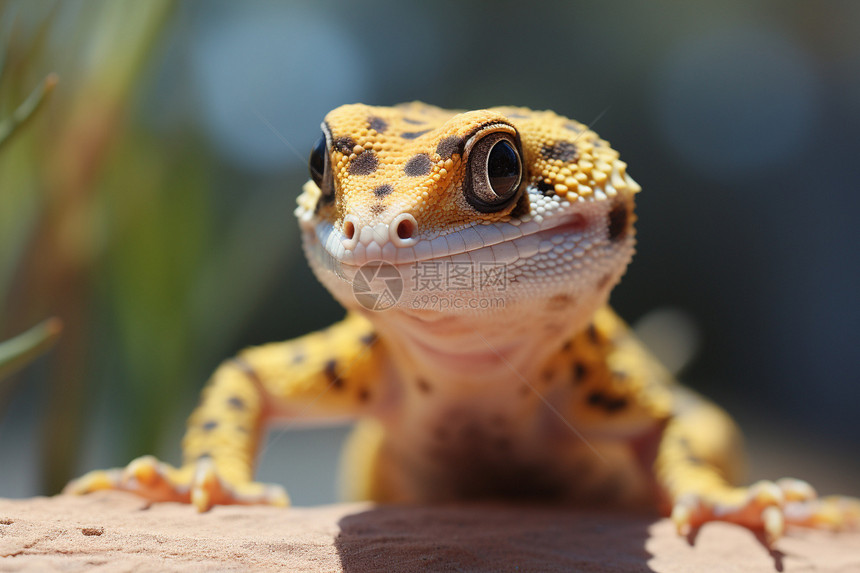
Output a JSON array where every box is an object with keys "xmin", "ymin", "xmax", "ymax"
[
  {"xmin": 309, "ymin": 134, "xmax": 327, "ymax": 189},
  {"xmin": 464, "ymin": 129, "xmax": 523, "ymax": 213}
]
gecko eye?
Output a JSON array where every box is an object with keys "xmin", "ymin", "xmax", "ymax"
[
  {"xmin": 464, "ymin": 131, "xmax": 523, "ymax": 213},
  {"xmin": 309, "ymin": 134, "xmax": 327, "ymax": 188}
]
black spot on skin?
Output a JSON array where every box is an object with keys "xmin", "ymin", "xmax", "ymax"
[
  {"xmin": 202, "ymin": 421, "xmax": 218, "ymax": 431},
  {"xmin": 404, "ymin": 153, "xmax": 432, "ymax": 177},
  {"xmin": 401, "ymin": 129, "xmax": 430, "ymax": 139},
  {"xmin": 587, "ymin": 391, "xmax": 628, "ymax": 413},
  {"xmin": 333, "ymin": 136, "xmax": 356, "ymax": 155},
  {"xmin": 537, "ymin": 180, "xmax": 555, "ymax": 195},
  {"xmin": 436, "ymin": 135, "xmax": 464, "ymax": 159},
  {"xmin": 573, "ymin": 362, "xmax": 587, "ymax": 383},
  {"xmin": 373, "ymin": 184, "xmax": 393, "ymax": 197},
  {"xmin": 368, "ymin": 116, "xmax": 387, "ymax": 133},
  {"xmin": 370, "ymin": 204, "xmax": 386, "ymax": 216},
  {"xmin": 541, "ymin": 141, "xmax": 578, "ymax": 162},
  {"xmin": 402, "ymin": 117, "xmax": 425, "ymax": 125},
  {"xmin": 358, "ymin": 388, "xmax": 371, "ymax": 402},
  {"xmin": 608, "ymin": 202, "xmax": 629, "ymax": 241},
  {"xmin": 417, "ymin": 378, "xmax": 432, "ymax": 394},
  {"xmin": 587, "ymin": 324, "xmax": 599, "ymax": 344},
  {"xmin": 604, "ymin": 396, "xmax": 628, "ymax": 413},
  {"xmin": 324, "ymin": 360, "xmax": 342, "ymax": 389},
  {"xmin": 360, "ymin": 332, "xmax": 378, "ymax": 346},
  {"xmin": 231, "ymin": 358, "xmax": 261, "ymax": 383},
  {"xmin": 291, "ymin": 352, "xmax": 305, "ymax": 364},
  {"xmin": 228, "ymin": 397, "xmax": 245, "ymax": 410},
  {"xmin": 348, "ymin": 151, "xmax": 378, "ymax": 175}
]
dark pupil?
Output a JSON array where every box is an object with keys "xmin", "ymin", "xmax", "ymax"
[
  {"xmin": 486, "ymin": 140, "xmax": 520, "ymax": 197},
  {"xmin": 309, "ymin": 134, "xmax": 326, "ymax": 187}
]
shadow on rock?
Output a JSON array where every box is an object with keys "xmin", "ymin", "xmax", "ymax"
[{"xmin": 335, "ymin": 503, "xmax": 656, "ymax": 573}]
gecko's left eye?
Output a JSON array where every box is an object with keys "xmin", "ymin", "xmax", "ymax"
[
  {"xmin": 309, "ymin": 132, "xmax": 335, "ymax": 202},
  {"xmin": 464, "ymin": 131, "xmax": 523, "ymax": 213},
  {"xmin": 309, "ymin": 134, "xmax": 327, "ymax": 188}
]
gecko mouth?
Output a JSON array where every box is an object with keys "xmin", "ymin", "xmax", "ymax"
[{"xmin": 312, "ymin": 203, "xmax": 611, "ymax": 271}]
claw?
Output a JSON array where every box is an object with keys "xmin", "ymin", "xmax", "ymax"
[
  {"xmin": 191, "ymin": 485, "xmax": 212, "ymax": 512},
  {"xmin": 191, "ymin": 459, "xmax": 219, "ymax": 512},
  {"xmin": 127, "ymin": 455, "xmax": 161, "ymax": 485},
  {"xmin": 748, "ymin": 480, "xmax": 783, "ymax": 506},
  {"xmin": 776, "ymin": 478, "xmax": 817, "ymax": 502},
  {"xmin": 266, "ymin": 484, "xmax": 290, "ymax": 507},
  {"xmin": 762, "ymin": 506, "xmax": 785, "ymax": 544},
  {"xmin": 671, "ymin": 498, "xmax": 694, "ymax": 536}
]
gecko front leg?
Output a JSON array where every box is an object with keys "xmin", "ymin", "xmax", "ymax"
[
  {"xmin": 66, "ymin": 312, "xmax": 385, "ymax": 511},
  {"xmin": 656, "ymin": 389, "xmax": 860, "ymax": 543}
]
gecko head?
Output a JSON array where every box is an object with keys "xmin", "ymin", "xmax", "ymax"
[{"xmin": 296, "ymin": 103, "xmax": 639, "ymax": 335}]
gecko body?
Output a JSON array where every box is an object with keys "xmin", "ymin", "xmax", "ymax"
[{"xmin": 69, "ymin": 103, "xmax": 859, "ymax": 542}]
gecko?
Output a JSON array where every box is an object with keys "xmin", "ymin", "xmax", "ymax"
[{"xmin": 67, "ymin": 103, "xmax": 859, "ymax": 542}]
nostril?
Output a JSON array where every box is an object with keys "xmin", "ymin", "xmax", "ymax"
[
  {"xmin": 342, "ymin": 215, "xmax": 361, "ymax": 249},
  {"xmin": 397, "ymin": 218, "xmax": 415, "ymax": 240},
  {"xmin": 390, "ymin": 213, "xmax": 418, "ymax": 247}
]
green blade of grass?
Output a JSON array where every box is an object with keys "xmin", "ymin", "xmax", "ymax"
[
  {"xmin": 0, "ymin": 72, "xmax": 58, "ymax": 151},
  {"xmin": 0, "ymin": 317, "xmax": 62, "ymax": 383}
]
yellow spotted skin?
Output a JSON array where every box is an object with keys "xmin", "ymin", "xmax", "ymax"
[
  {"xmin": 305, "ymin": 102, "xmax": 637, "ymax": 238},
  {"xmin": 67, "ymin": 103, "xmax": 858, "ymax": 543}
]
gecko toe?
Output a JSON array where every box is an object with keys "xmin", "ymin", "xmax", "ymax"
[{"xmin": 762, "ymin": 506, "xmax": 785, "ymax": 544}]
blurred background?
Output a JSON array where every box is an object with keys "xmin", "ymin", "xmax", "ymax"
[{"xmin": 1, "ymin": 0, "xmax": 858, "ymax": 505}]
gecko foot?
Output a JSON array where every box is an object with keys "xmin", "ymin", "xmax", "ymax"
[
  {"xmin": 671, "ymin": 478, "xmax": 859, "ymax": 544},
  {"xmin": 64, "ymin": 455, "xmax": 290, "ymax": 512}
]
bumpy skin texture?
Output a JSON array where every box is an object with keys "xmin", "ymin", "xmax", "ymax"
[{"xmin": 67, "ymin": 103, "xmax": 859, "ymax": 543}]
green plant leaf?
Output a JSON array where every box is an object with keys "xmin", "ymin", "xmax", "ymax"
[
  {"xmin": 0, "ymin": 318, "xmax": 62, "ymax": 383},
  {"xmin": 0, "ymin": 72, "xmax": 58, "ymax": 151}
]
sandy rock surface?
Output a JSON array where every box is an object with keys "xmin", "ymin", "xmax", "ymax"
[{"xmin": 0, "ymin": 492, "xmax": 857, "ymax": 572}]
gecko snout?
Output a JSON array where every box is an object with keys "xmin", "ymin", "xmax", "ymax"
[{"xmin": 340, "ymin": 213, "xmax": 418, "ymax": 251}]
